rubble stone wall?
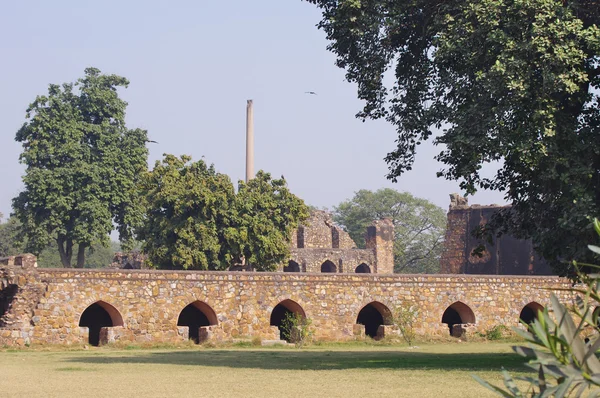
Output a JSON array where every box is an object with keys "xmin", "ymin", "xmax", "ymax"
[{"xmin": 0, "ymin": 267, "xmax": 572, "ymax": 346}]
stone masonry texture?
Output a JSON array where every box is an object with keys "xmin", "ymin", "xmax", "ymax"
[{"xmin": 0, "ymin": 266, "xmax": 573, "ymax": 346}]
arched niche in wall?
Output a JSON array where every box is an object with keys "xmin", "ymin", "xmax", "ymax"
[
  {"xmin": 355, "ymin": 263, "xmax": 371, "ymax": 274},
  {"xmin": 78, "ymin": 301, "xmax": 124, "ymax": 346},
  {"xmin": 519, "ymin": 302, "xmax": 544, "ymax": 325},
  {"xmin": 356, "ymin": 301, "xmax": 392, "ymax": 339},
  {"xmin": 441, "ymin": 301, "xmax": 476, "ymax": 336},
  {"xmin": 270, "ymin": 299, "xmax": 306, "ymax": 342},
  {"xmin": 284, "ymin": 260, "xmax": 301, "ymax": 273},
  {"xmin": 177, "ymin": 301, "xmax": 218, "ymax": 344},
  {"xmin": 320, "ymin": 260, "xmax": 337, "ymax": 273}
]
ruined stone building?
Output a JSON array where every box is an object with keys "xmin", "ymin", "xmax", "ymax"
[
  {"xmin": 285, "ymin": 210, "xmax": 395, "ymax": 274},
  {"xmin": 0, "ymin": 197, "xmax": 568, "ymax": 348},
  {"xmin": 440, "ymin": 194, "xmax": 553, "ymax": 275}
]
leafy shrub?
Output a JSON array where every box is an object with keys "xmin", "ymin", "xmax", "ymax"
[
  {"xmin": 281, "ymin": 312, "xmax": 313, "ymax": 347},
  {"xmin": 474, "ymin": 219, "xmax": 600, "ymax": 396},
  {"xmin": 484, "ymin": 325, "xmax": 509, "ymax": 341},
  {"xmin": 393, "ymin": 306, "xmax": 419, "ymax": 346}
]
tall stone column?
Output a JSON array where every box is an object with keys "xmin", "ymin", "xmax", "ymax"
[{"xmin": 246, "ymin": 99, "xmax": 254, "ymax": 182}]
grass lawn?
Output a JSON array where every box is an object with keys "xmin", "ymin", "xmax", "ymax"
[{"xmin": 0, "ymin": 342, "xmax": 529, "ymax": 397}]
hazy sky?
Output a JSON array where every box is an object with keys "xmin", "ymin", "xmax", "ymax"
[{"xmin": 0, "ymin": 0, "xmax": 506, "ymax": 223}]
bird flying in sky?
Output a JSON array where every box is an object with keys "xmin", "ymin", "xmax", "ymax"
[{"xmin": 304, "ymin": 91, "xmax": 317, "ymax": 95}]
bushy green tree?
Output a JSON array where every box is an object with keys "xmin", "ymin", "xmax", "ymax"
[
  {"xmin": 137, "ymin": 155, "xmax": 236, "ymax": 270},
  {"xmin": 13, "ymin": 68, "xmax": 148, "ymax": 268},
  {"xmin": 228, "ymin": 171, "xmax": 310, "ymax": 271},
  {"xmin": 333, "ymin": 189, "xmax": 446, "ymax": 273},
  {"xmin": 138, "ymin": 156, "xmax": 309, "ymax": 271},
  {"xmin": 305, "ymin": 0, "xmax": 600, "ymax": 275}
]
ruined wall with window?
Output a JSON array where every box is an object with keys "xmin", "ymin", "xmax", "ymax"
[
  {"xmin": 286, "ymin": 210, "xmax": 394, "ymax": 274},
  {"xmin": 0, "ymin": 263, "xmax": 572, "ymax": 347},
  {"xmin": 440, "ymin": 194, "xmax": 553, "ymax": 275}
]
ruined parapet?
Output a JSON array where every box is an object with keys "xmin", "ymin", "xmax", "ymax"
[
  {"xmin": 296, "ymin": 210, "xmax": 335, "ymax": 249},
  {"xmin": 0, "ymin": 254, "xmax": 38, "ymax": 268},
  {"xmin": 0, "ymin": 263, "xmax": 46, "ymax": 345},
  {"xmin": 365, "ymin": 218, "xmax": 395, "ymax": 274},
  {"xmin": 332, "ymin": 226, "xmax": 356, "ymax": 249},
  {"xmin": 440, "ymin": 193, "xmax": 552, "ymax": 275}
]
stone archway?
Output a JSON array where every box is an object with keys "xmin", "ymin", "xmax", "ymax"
[
  {"xmin": 519, "ymin": 302, "xmax": 544, "ymax": 325},
  {"xmin": 355, "ymin": 263, "xmax": 371, "ymax": 273},
  {"xmin": 321, "ymin": 260, "xmax": 336, "ymax": 273},
  {"xmin": 441, "ymin": 301, "xmax": 475, "ymax": 337},
  {"xmin": 79, "ymin": 301, "xmax": 124, "ymax": 346},
  {"xmin": 177, "ymin": 301, "xmax": 218, "ymax": 344},
  {"xmin": 356, "ymin": 301, "xmax": 392, "ymax": 339},
  {"xmin": 284, "ymin": 260, "xmax": 301, "ymax": 272},
  {"xmin": 270, "ymin": 299, "xmax": 306, "ymax": 342}
]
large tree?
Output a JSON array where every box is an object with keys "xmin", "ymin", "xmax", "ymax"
[
  {"xmin": 0, "ymin": 215, "xmax": 24, "ymax": 258},
  {"xmin": 306, "ymin": 0, "xmax": 600, "ymax": 274},
  {"xmin": 333, "ymin": 189, "xmax": 446, "ymax": 273},
  {"xmin": 137, "ymin": 154, "xmax": 236, "ymax": 270},
  {"xmin": 13, "ymin": 68, "xmax": 148, "ymax": 268},
  {"xmin": 138, "ymin": 156, "xmax": 309, "ymax": 271},
  {"xmin": 228, "ymin": 171, "xmax": 310, "ymax": 271}
]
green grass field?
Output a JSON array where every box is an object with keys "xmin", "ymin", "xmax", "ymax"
[{"xmin": 0, "ymin": 342, "xmax": 529, "ymax": 397}]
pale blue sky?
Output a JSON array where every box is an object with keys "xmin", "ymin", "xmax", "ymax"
[{"xmin": 0, "ymin": 0, "xmax": 505, "ymax": 223}]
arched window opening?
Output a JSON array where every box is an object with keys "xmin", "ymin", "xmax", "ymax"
[
  {"xmin": 284, "ymin": 260, "xmax": 301, "ymax": 273},
  {"xmin": 177, "ymin": 301, "xmax": 218, "ymax": 344},
  {"xmin": 355, "ymin": 263, "xmax": 371, "ymax": 273},
  {"xmin": 79, "ymin": 301, "xmax": 124, "ymax": 346},
  {"xmin": 519, "ymin": 302, "xmax": 544, "ymax": 325},
  {"xmin": 0, "ymin": 284, "xmax": 18, "ymax": 323},
  {"xmin": 270, "ymin": 299, "xmax": 306, "ymax": 342},
  {"xmin": 321, "ymin": 260, "xmax": 336, "ymax": 273},
  {"xmin": 441, "ymin": 301, "xmax": 475, "ymax": 337},
  {"xmin": 356, "ymin": 301, "xmax": 392, "ymax": 339}
]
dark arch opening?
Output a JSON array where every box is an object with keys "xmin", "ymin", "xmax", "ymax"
[
  {"xmin": 270, "ymin": 299, "xmax": 306, "ymax": 342},
  {"xmin": 519, "ymin": 302, "xmax": 544, "ymax": 325},
  {"xmin": 79, "ymin": 301, "xmax": 124, "ymax": 346},
  {"xmin": 284, "ymin": 260, "xmax": 300, "ymax": 273},
  {"xmin": 441, "ymin": 301, "xmax": 475, "ymax": 336},
  {"xmin": 321, "ymin": 260, "xmax": 336, "ymax": 273},
  {"xmin": 177, "ymin": 301, "xmax": 218, "ymax": 344},
  {"xmin": 355, "ymin": 263, "xmax": 371, "ymax": 273},
  {"xmin": 0, "ymin": 284, "xmax": 18, "ymax": 323},
  {"xmin": 356, "ymin": 301, "xmax": 392, "ymax": 339}
]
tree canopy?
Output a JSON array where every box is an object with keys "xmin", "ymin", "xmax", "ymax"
[
  {"xmin": 137, "ymin": 154, "xmax": 236, "ymax": 270},
  {"xmin": 333, "ymin": 189, "xmax": 446, "ymax": 273},
  {"xmin": 13, "ymin": 68, "xmax": 148, "ymax": 268},
  {"xmin": 138, "ymin": 155, "xmax": 309, "ymax": 271},
  {"xmin": 306, "ymin": 0, "xmax": 600, "ymax": 274}
]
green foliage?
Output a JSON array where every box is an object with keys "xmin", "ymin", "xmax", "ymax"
[
  {"xmin": 281, "ymin": 312, "xmax": 313, "ymax": 347},
  {"xmin": 0, "ymin": 216, "xmax": 25, "ymax": 257},
  {"xmin": 12, "ymin": 68, "xmax": 148, "ymax": 268},
  {"xmin": 392, "ymin": 306, "xmax": 419, "ymax": 346},
  {"xmin": 229, "ymin": 171, "xmax": 310, "ymax": 271},
  {"xmin": 333, "ymin": 189, "xmax": 446, "ymax": 273},
  {"xmin": 474, "ymin": 219, "xmax": 600, "ymax": 396},
  {"xmin": 306, "ymin": 0, "xmax": 600, "ymax": 275},
  {"xmin": 484, "ymin": 325, "xmax": 509, "ymax": 341},
  {"xmin": 138, "ymin": 156, "xmax": 309, "ymax": 271},
  {"xmin": 137, "ymin": 154, "xmax": 235, "ymax": 270}
]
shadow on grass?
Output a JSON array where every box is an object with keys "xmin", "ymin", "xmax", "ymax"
[{"xmin": 65, "ymin": 350, "xmax": 527, "ymax": 371}]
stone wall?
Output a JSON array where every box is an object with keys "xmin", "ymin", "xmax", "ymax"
[
  {"xmin": 289, "ymin": 210, "xmax": 393, "ymax": 274},
  {"xmin": 0, "ymin": 266, "xmax": 573, "ymax": 346},
  {"xmin": 440, "ymin": 194, "xmax": 552, "ymax": 275}
]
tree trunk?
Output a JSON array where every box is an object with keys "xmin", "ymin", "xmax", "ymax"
[
  {"xmin": 57, "ymin": 236, "xmax": 73, "ymax": 268},
  {"xmin": 75, "ymin": 243, "xmax": 87, "ymax": 268}
]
